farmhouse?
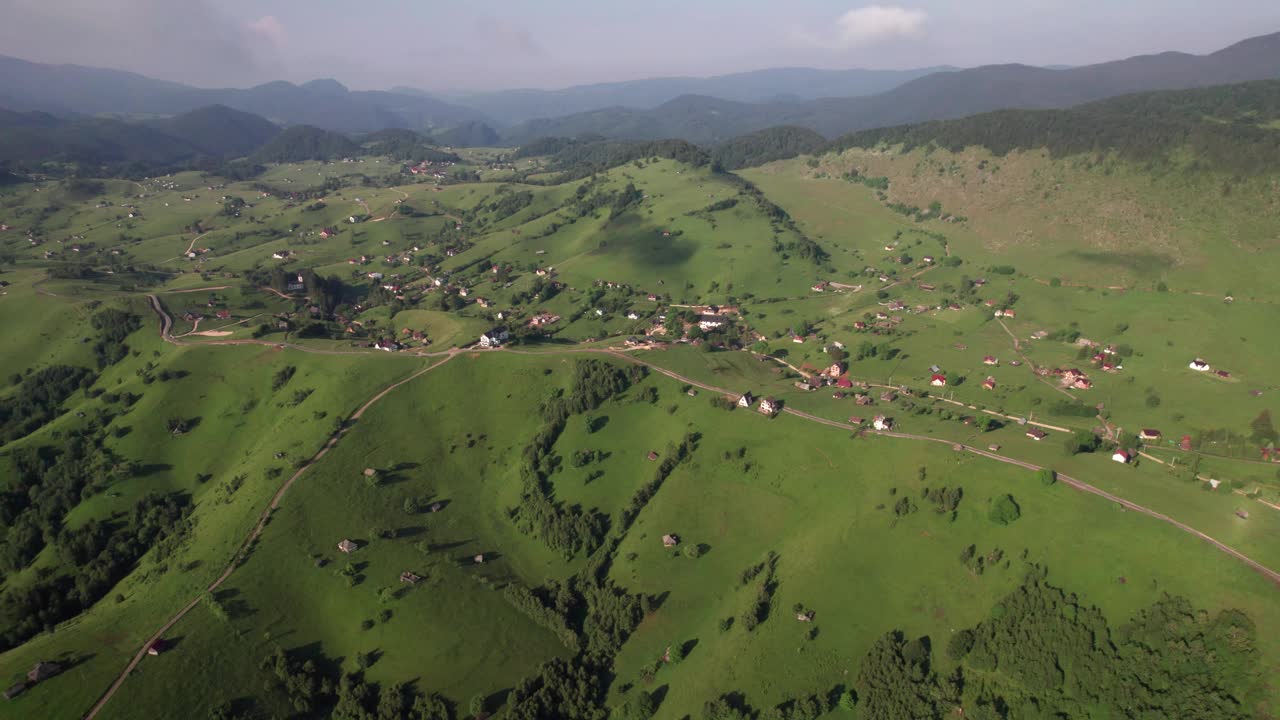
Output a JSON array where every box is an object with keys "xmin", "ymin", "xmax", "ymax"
[
  {"xmin": 338, "ymin": 539, "xmax": 359, "ymax": 554},
  {"xmin": 1139, "ymin": 429, "xmax": 1162, "ymax": 441},
  {"xmin": 698, "ymin": 314, "xmax": 727, "ymax": 330},
  {"xmin": 147, "ymin": 639, "xmax": 168, "ymax": 656},
  {"xmin": 872, "ymin": 415, "xmax": 893, "ymax": 431},
  {"xmin": 479, "ymin": 327, "xmax": 510, "ymax": 348},
  {"xmin": 662, "ymin": 534, "xmax": 680, "ymax": 548},
  {"xmin": 983, "ymin": 356, "xmax": 998, "ymax": 366},
  {"xmin": 836, "ymin": 375, "xmax": 854, "ymax": 389},
  {"xmin": 759, "ymin": 397, "xmax": 780, "ymax": 416},
  {"xmin": 1189, "ymin": 359, "xmax": 1211, "ymax": 371},
  {"xmin": 848, "ymin": 416, "xmax": 864, "ymax": 425},
  {"xmin": 811, "ymin": 282, "xmax": 827, "ymax": 292},
  {"xmin": 1112, "ymin": 450, "xmax": 1133, "ymax": 464},
  {"xmin": 930, "ymin": 374, "xmax": 948, "ymax": 387},
  {"xmin": 982, "ymin": 377, "xmax": 997, "ymax": 390},
  {"xmin": 647, "ymin": 451, "xmax": 660, "ymax": 461},
  {"xmin": 1025, "ymin": 428, "xmax": 1048, "ymax": 441},
  {"xmin": 400, "ymin": 571, "xmax": 422, "ymax": 584},
  {"xmin": 994, "ymin": 309, "xmax": 1016, "ymax": 318},
  {"xmin": 737, "ymin": 392, "xmax": 755, "ymax": 408}
]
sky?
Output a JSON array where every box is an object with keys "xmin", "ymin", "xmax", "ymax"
[{"xmin": 1, "ymin": 0, "xmax": 1278, "ymax": 93}]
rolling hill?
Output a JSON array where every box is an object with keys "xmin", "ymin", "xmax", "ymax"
[
  {"xmin": 501, "ymin": 31, "xmax": 1280, "ymax": 143},
  {"xmin": 248, "ymin": 125, "xmax": 361, "ymax": 163}
]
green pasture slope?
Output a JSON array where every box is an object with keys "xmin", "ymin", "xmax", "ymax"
[
  {"xmin": 35, "ymin": 352, "xmax": 1280, "ymax": 720},
  {"xmin": 1, "ymin": 132, "xmax": 1278, "ymax": 719}
]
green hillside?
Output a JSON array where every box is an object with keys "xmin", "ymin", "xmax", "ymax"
[{"xmin": 2, "ymin": 87, "xmax": 1280, "ymax": 720}]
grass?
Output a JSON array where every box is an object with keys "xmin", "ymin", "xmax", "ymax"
[{"xmin": 3, "ymin": 143, "xmax": 1280, "ymax": 718}]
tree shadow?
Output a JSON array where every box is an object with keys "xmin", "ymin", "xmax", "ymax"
[
  {"xmin": 430, "ymin": 539, "xmax": 473, "ymax": 553},
  {"xmin": 678, "ymin": 638, "xmax": 698, "ymax": 660},
  {"xmin": 133, "ymin": 463, "xmax": 174, "ymax": 477},
  {"xmin": 396, "ymin": 525, "xmax": 427, "ymax": 539},
  {"xmin": 651, "ymin": 684, "xmax": 670, "ymax": 711}
]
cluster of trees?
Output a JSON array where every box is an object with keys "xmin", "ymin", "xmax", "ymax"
[
  {"xmin": 512, "ymin": 360, "xmax": 645, "ymax": 557},
  {"xmin": 853, "ymin": 568, "xmax": 1260, "ymax": 719},
  {"xmin": 830, "ymin": 79, "xmax": 1280, "ymax": 175},
  {"xmin": 617, "ymin": 432, "xmax": 698, "ymax": 535},
  {"xmin": 485, "ymin": 188, "xmax": 535, "ymax": 221},
  {"xmin": 718, "ymin": 173, "xmax": 829, "ymax": 265},
  {"xmin": 507, "ymin": 657, "xmax": 607, "ymax": 720},
  {"xmin": 921, "ymin": 486, "xmax": 963, "ymax": 520},
  {"xmin": 958, "ymin": 544, "xmax": 1004, "ymax": 576},
  {"xmin": 90, "ymin": 307, "xmax": 142, "ymax": 368},
  {"xmin": 542, "ymin": 138, "xmax": 710, "ymax": 182},
  {"xmin": 259, "ymin": 645, "xmax": 457, "ymax": 719},
  {"xmin": 738, "ymin": 551, "xmax": 780, "ymax": 632},
  {"xmin": 0, "ymin": 364, "xmax": 95, "ymax": 443},
  {"xmin": 709, "ymin": 125, "xmax": 826, "ymax": 170},
  {"xmin": 946, "ymin": 569, "xmax": 1258, "ymax": 719},
  {"xmin": 2, "ymin": 490, "xmax": 191, "ymax": 650}
]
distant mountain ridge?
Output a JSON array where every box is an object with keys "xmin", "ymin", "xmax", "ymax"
[
  {"xmin": 0, "ymin": 105, "xmax": 279, "ymax": 170},
  {"xmin": 0, "ymin": 56, "xmax": 488, "ymax": 133},
  {"xmin": 435, "ymin": 66, "xmax": 957, "ymax": 125},
  {"xmin": 503, "ymin": 31, "xmax": 1280, "ymax": 144}
]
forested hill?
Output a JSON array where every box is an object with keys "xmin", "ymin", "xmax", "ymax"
[
  {"xmin": 500, "ymin": 31, "xmax": 1280, "ymax": 144},
  {"xmin": 827, "ymin": 79, "xmax": 1280, "ymax": 174},
  {"xmin": 248, "ymin": 125, "xmax": 361, "ymax": 163},
  {"xmin": 0, "ymin": 105, "xmax": 281, "ymax": 171},
  {"xmin": 710, "ymin": 126, "xmax": 826, "ymax": 170}
]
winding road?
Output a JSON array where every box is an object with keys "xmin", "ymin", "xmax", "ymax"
[
  {"xmin": 82, "ymin": 297, "xmax": 1280, "ymax": 719},
  {"xmin": 83, "ymin": 323, "xmax": 458, "ymax": 719}
]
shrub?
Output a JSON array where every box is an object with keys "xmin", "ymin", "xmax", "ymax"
[{"xmin": 989, "ymin": 494, "xmax": 1021, "ymax": 525}]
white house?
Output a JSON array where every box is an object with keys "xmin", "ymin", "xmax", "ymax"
[
  {"xmin": 1112, "ymin": 449, "xmax": 1132, "ymax": 464},
  {"xmin": 737, "ymin": 392, "xmax": 755, "ymax": 409},
  {"xmin": 1189, "ymin": 359, "xmax": 1211, "ymax": 371},
  {"xmin": 758, "ymin": 397, "xmax": 780, "ymax": 416},
  {"xmin": 479, "ymin": 327, "xmax": 510, "ymax": 348},
  {"xmin": 698, "ymin": 314, "xmax": 726, "ymax": 331},
  {"xmin": 873, "ymin": 415, "xmax": 892, "ymax": 431}
]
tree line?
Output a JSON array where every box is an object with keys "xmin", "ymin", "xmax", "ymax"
[{"xmin": 828, "ymin": 79, "xmax": 1280, "ymax": 175}]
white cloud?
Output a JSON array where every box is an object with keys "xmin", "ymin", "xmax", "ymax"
[
  {"xmin": 838, "ymin": 6, "xmax": 927, "ymax": 45},
  {"xmin": 247, "ymin": 15, "xmax": 286, "ymax": 48},
  {"xmin": 791, "ymin": 5, "xmax": 928, "ymax": 50}
]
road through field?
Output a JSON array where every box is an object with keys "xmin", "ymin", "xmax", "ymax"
[
  {"xmin": 82, "ymin": 347, "xmax": 457, "ymax": 720},
  {"xmin": 603, "ymin": 350, "xmax": 1280, "ymax": 587},
  {"xmin": 85, "ymin": 304, "xmax": 1278, "ymax": 719}
]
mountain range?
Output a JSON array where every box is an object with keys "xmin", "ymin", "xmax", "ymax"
[
  {"xmin": 0, "ymin": 55, "xmax": 487, "ymax": 134},
  {"xmin": 503, "ymin": 31, "xmax": 1280, "ymax": 143},
  {"xmin": 1, "ymin": 31, "xmax": 1279, "ymax": 154},
  {"xmin": 420, "ymin": 66, "xmax": 956, "ymax": 125}
]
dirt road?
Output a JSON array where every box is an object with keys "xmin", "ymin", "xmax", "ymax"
[{"xmin": 82, "ymin": 352, "xmax": 456, "ymax": 720}]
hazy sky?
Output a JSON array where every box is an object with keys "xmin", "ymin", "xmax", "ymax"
[{"xmin": 2, "ymin": 0, "xmax": 1278, "ymax": 92}]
